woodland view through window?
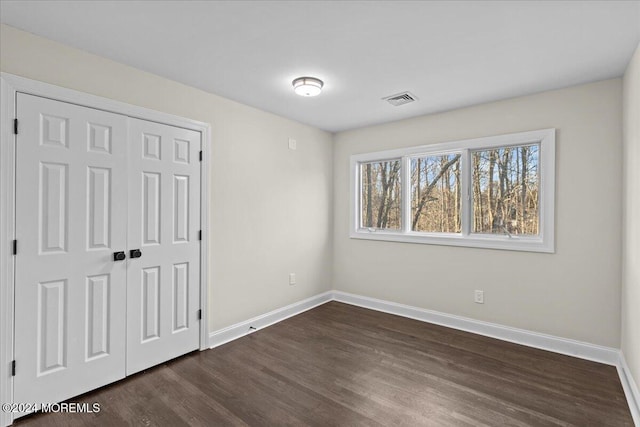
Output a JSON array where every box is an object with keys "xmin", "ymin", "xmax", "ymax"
[
  {"xmin": 351, "ymin": 129, "xmax": 555, "ymax": 252},
  {"xmin": 360, "ymin": 160, "xmax": 402, "ymax": 230},
  {"xmin": 411, "ymin": 153, "xmax": 462, "ymax": 233},
  {"xmin": 472, "ymin": 145, "xmax": 539, "ymax": 235}
]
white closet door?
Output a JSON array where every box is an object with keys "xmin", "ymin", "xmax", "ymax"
[
  {"xmin": 14, "ymin": 94, "xmax": 128, "ymax": 410},
  {"xmin": 126, "ymin": 118, "xmax": 201, "ymax": 375}
]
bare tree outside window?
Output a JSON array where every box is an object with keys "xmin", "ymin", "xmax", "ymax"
[
  {"xmin": 472, "ymin": 144, "xmax": 539, "ymax": 235},
  {"xmin": 360, "ymin": 160, "xmax": 401, "ymax": 230},
  {"xmin": 411, "ymin": 154, "xmax": 461, "ymax": 233}
]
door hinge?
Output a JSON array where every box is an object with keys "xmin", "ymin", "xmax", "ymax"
[
  {"xmin": 11, "ymin": 360, "xmax": 15, "ymax": 376},
  {"xmin": 199, "ymin": 151, "xmax": 203, "ymax": 162},
  {"xmin": 12, "ymin": 240, "xmax": 17, "ymax": 255},
  {"xmin": 13, "ymin": 119, "xmax": 18, "ymax": 135},
  {"xmin": 198, "ymin": 230, "xmax": 202, "ymax": 241},
  {"xmin": 197, "ymin": 309, "xmax": 202, "ymax": 320}
]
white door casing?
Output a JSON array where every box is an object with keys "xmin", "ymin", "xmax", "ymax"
[
  {"xmin": 11, "ymin": 93, "xmax": 203, "ymax": 416},
  {"xmin": 1, "ymin": 73, "xmax": 210, "ymax": 427},
  {"xmin": 126, "ymin": 118, "xmax": 201, "ymax": 375},
  {"xmin": 14, "ymin": 94, "xmax": 128, "ymax": 410}
]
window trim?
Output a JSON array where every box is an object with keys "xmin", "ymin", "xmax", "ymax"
[{"xmin": 350, "ymin": 128, "xmax": 555, "ymax": 253}]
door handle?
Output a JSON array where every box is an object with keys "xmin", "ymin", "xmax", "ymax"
[
  {"xmin": 130, "ymin": 249, "xmax": 142, "ymax": 259},
  {"xmin": 113, "ymin": 251, "xmax": 126, "ymax": 261}
]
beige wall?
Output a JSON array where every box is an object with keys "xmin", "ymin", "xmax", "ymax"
[
  {"xmin": 333, "ymin": 80, "xmax": 623, "ymax": 348},
  {"xmin": 0, "ymin": 24, "xmax": 334, "ymax": 332},
  {"xmin": 0, "ymin": 24, "xmax": 631, "ymax": 353},
  {"xmin": 622, "ymin": 43, "xmax": 640, "ymax": 387}
]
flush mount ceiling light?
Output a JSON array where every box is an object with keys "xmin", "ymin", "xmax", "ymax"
[{"xmin": 292, "ymin": 77, "xmax": 323, "ymax": 97}]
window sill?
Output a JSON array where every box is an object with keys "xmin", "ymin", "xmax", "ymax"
[{"xmin": 349, "ymin": 230, "xmax": 554, "ymax": 253}]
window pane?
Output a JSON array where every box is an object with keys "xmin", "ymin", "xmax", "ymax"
[
  {"xmin": 472, "ymin": 144, "xmax": 539, "ymax": 235},
  {"xmin": 410, "ymin": 154, "xmax": 461, "ymax": 233},
  {"xmin": 360, "ymin": 160, "xmax": 402, "ymax": 230}
]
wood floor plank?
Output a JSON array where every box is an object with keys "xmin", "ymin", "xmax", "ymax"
[{"xmin": 15, "ymin": 302, "xmax": 633, "ymax": 426}]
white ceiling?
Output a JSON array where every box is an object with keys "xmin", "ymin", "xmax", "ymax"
[{"xmin": 1, "ymin": 1, "xmax": 639, "ymax": 133}]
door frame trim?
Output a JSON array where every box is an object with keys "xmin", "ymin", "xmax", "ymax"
[{"xmin": 0, "ymin": 72, "xmax": 211, "ymax": 427}]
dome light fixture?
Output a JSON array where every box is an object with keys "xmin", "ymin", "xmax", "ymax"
[{"xmin": 292, "ymin": 76, "xmax": 323, "ymax": 97}]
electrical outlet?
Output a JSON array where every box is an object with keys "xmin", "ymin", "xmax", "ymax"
[
  {"xmin": 474, "ymin": 290, "xmax": 484, "ymax": 304},
  {"xmin": 289, "ymin": 273, "xmax": 296, "ymax": 285},
  {"xmin": 288, "ymin": 138, "xmax": 297, "ymax": 150}
]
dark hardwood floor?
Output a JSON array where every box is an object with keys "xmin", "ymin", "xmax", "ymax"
[{"xmin": 15, "ymin": 302, "xmax": 633, "ymax": 426}]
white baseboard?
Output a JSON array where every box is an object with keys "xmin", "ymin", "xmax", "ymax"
[
  {"xmin": 209, "ymin": 289, "xmax": 619, "ymax": 365},
  {"xmin": 618, "ymin": 352, "xmax": 640, "ymax": 425},
  {"xmin": 208, "ymin": 291, "xmax": 333, "ymax": 348},
  {"xmin": 332, "ymin": 291, "xmax": 620, "ymax": 366}
]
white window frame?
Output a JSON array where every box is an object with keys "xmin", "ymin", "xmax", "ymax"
[{"xmin": 350, "ymin": 128, "xmax": 555, "ymax": 253}]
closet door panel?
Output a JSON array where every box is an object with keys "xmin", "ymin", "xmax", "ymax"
[
  {"xmin": 13, "ymin": 94, "xmax": 128, "ymax": 413},
  {"xmin": 126, "ymin": 118, "xmax": 201, "ymax": 375}
]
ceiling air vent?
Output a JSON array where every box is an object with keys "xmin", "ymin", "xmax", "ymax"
[{"xmin": 383, "ymin": 91, "xmax": 418, "ymax": 107}]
